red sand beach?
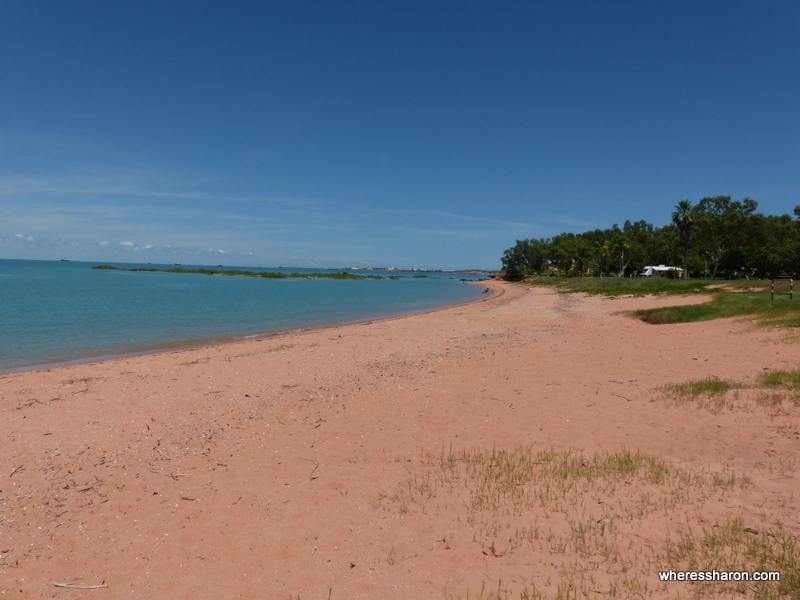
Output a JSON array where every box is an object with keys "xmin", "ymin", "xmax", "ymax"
[{"xmin": 2, "ymin": 282, "xmax": 798, "ymax": 598}]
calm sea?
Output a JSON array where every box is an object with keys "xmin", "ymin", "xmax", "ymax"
[{"xmin": 0, "ymin": 259, "xmax": 487, "ymax": 374}]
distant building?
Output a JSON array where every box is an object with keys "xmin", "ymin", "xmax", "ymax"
[{"xmin": 641, "ymin": 265, "xmax": 684, "ymax": 277}]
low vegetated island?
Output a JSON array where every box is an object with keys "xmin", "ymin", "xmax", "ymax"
[{"xmin": 92, "ymin": 265, "xmax": 429, "ymax": 280}]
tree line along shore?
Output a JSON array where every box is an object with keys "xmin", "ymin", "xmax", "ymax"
[{"xmin": 501, "ymin": 196, "xmax": 798, "ymax": 281}]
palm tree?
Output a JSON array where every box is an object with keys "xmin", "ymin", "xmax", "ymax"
[
  {"xmin": 595, "ymin": 241, "xmax": 611, "ymax": 277},
  {"xmin": 613, "ymin": 238, "xmax": 631, "ymax": 277},
  {"xmin": 574, "ymin": 242, "xmax": 591, "ymax": 277},
  {"xmin": 672, "ymin": 200, "xmax": 693, "ymax": 279}
]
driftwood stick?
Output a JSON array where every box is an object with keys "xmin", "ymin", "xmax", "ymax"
[
  {"xmin": 64, "ymin": 485, "xmax": 94, "ymax": 492},
  {"xmin": 53, "ymin": 582, "xmax": 107, "ymax": 589}
]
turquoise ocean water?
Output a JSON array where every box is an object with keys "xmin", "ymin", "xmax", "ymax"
[{"xmin": 0, "ymin": 259, "xmax": 487, "ymax": 374}]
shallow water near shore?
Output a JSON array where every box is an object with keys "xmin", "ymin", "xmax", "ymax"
[{"xmin": 0, "ymin": 259, "xmax": 487, "ymax": 373}]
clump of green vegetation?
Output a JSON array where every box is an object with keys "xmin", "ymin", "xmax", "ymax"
[
  {"xmin": 663, "ymin": 378, "xmax": 742, "ymax": 401},
  {"xmin": 632, "ymin": 302, "xmax": 723, "ymax": 324},
  {"xmin": 759, "ymin": 369, "xmax": 800, "ymax": 391}
]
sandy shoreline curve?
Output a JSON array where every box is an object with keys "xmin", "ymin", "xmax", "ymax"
[{"xmin": 2, "ymin": 281, "xmax": 798, "ymax": 598}]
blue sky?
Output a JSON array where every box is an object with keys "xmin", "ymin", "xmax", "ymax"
[{"xmin": 1, "ymin": 1, "xmax": 798, "ymax": 269}]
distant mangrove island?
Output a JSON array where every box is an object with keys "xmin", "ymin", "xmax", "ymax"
[{"xmin": 91, "ymin": 265, "xmax": 431, "ymax": 280}]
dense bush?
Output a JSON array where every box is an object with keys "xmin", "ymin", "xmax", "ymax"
[{"xmin": 501, "ymin": 197, "xmax": 800, "ymax": 280}]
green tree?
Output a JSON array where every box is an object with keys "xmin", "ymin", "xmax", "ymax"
[
  {"xmin": 741, "ymin": 213, "xmax": 798, "ymax": 278},
  {"xmin": 671, "ymin": 200, "xmax": 693, "ymax": 279},
  {"xmin": 550, "ymin": 233, "xmax": 580, "ymax": 275},
  {"xmin": 572, "ymin": 236, "xmax": 593, "ymax": 276},
  {"xmin": 693, "ymin": 196, "xmax": 757, "ymax": 279},
  {"xmin": 501, "ymin": 238, "xmax": 548, "ymax": 280},
  {"xmin": 594, "ymin": 240, "xmax": 612, "ymax": 277},
  {"xmin": 624, "ymin": 220, "xmax": 656, "ymax": 275}
]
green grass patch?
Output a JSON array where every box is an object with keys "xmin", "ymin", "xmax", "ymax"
[
  {"xmin": 517, "ymin": 276, "xmax": 720, "ymax": 297},
  {"xmin": 759, "ymin": 369, "xmax": 800, "ymax": 390},
  {"xmin": 519, "ymin": 276, "xmax": 775, "ymax": 296},
  {"xmin": 633, "ymin": 291, "xmax": 800, "ymax": 327},
  {"xmin": 632, "ymin": 302, "xmax": 724, "ymax": 324},
  {"xmin": 661, "ymin": 379, "xmax": 744, "ymax": 412},
  {"xmin": 665, "ymin": 378, "xmax": 739, "ymax": 397},
  {"xmin": 559, "ymin": 277, "xmax": 717, "ymax": 297}
]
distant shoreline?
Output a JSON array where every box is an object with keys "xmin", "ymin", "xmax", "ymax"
[
  {"xmin": 91, "ymin": 264, "xmax": 464, "ymax": 280},
  {"xmin": 2, "ymin": 257, "xmax": 496, "ymax": 275}
]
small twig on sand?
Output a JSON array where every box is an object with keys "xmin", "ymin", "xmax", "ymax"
[
  {"xmin": 54, "ymin": 582, "xmax": 107, "ymax": 589},
  {"xmin": 299, "ymin": 457, "xmax": 320, "ymax": 481},
  {"xmin": 64, "ymin": 485, "xmax": 94, "ymax": 492},
  {"xmin": 611, "ymin": 392, "xmax": 632, "ymax": 402},
  {"xmin": 9, "ymin": 465, "xmax": 25, "ymax": 477}
]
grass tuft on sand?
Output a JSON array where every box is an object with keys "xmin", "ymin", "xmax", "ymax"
[
  {"xmin": 385, "ymin": 446, "xmax": 797, "ymax": 600},
  {"xmin": 661, "ymin": 369, "xmax": 800, "ymax": 412},
  {"xmin": 665, "ymin": 518, "xmax": 800, "ymax": 599}
]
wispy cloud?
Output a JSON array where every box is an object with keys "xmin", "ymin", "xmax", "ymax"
[
  {"xmin": 390, "ymin": 227, "xmax": 506, "ymax": 240},
  {"xmin": 372, "ymin": 208, "xmax": 543, "ymax": 231},
  {"xmin": 0, "ymin": 172, "xmax": 315, "ymax": 208},
  {"xmin": 0, "ymin": 165, "xmax": 509, "ymax": 268},
  {"xmin": 0, "ymin": 233, "xmax": 240, "ymax": 262}
]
